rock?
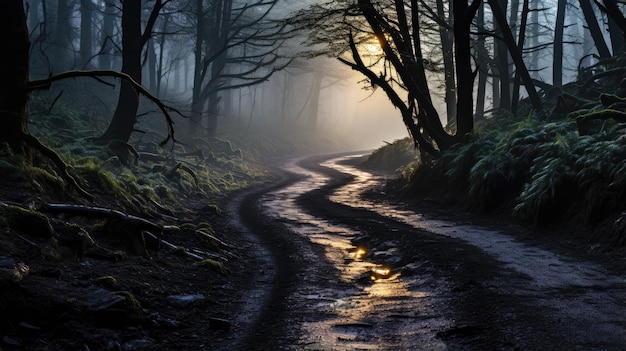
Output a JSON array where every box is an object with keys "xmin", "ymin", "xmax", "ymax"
[
  {"xmin": 85, "ymin": 288, "xmax": 128, "ymax": 312},
  {"xmin": 81, "ymin": 289, "xmax": 142, "ymax": 327},
  {"xmin": 400, "ymin": 262, "xmax": 423, "ymax": 277},
  {"xmin": 352, "ymin": 234, "xmax": 371, "ymax": 247},
  {"xmin": 166, "ymin": 294, "xmax": 206, "ymax": 307},
  {"xmin": 93, "ymin": 276, "xmax": 119, "ymax": 289},
  {"xmin": 356, "ymin": 271, "xmax": 375, "ymax": 285}
]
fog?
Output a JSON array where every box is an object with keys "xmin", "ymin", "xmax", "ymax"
[
  {"xmin": 25, "ymin": 0, "xmax": 602, "ymax": 154},
  {"xmin": 219, "ymin": 61, "xmax": 409, "ymax": 151},
  {"xmin": 24, "ymin": 0, "xmax": 413, "ymax": 154}
]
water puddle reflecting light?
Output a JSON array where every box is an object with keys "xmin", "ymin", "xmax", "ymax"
[
  {"xmin": 260, "ymin": 155, "xmax": 451, "ymax": 350},
  {"xmin": 354, "ymin": 247, "xmax": 367, "ymax": 260},
  {"xmin": 370, "ymin": 267, "xmax": 391, "ymax": 281}
]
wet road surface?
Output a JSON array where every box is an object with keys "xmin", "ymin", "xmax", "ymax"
[{"xmin": 229, "ymin": 153, "xmax": 626, "ymax": 350}]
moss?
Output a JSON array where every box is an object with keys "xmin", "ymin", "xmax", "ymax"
[
  {"xmin": 113, "ymin": 291, "xmax": 142, "ymax": 313},
  {"xmin": 194, "ymin": 258, "xmax": 224, "ymax": 273},
  {"xmin": 173, "ymin": 246, "xmax": 188, "ymax": 256},
  {"xmin": 113, "ymin": 250, "xmax": 128, "ymax": 260},
  {"xmin": 155, "ymin": 184, "xmax": 174, "ymax": 200},
  {"xmin": 197, "ymin": 222, "xmax": 216, "ymax": 235},
  {"xmin": 41, "ymin": 238, "xmax": 63, "ymax": 261},
  {"xmin": 94, "ymin": 276, "xmax": 118, "ymax": 289}
]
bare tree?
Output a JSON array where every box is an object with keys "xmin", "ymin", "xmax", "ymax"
[
  {"xmin": 189, "ymin": 0, "xmax": 293, "ymax": 137},
  {"xmin": 98, "ymin": 0, "xmax": 170, "ymax": 143},
  {"xmin": 80, "ymin": 0, "xmax": 94, "ymax": 68},
  {"xmin": 1, "ymin": 0, "xmax": 88, "ymax": 197},
  {"xmin": 294, "ymin": 0, "xmax": 481, "ymax": 157},
  {"xmin": 579, "ymin": 0, "xmax": 611, "ymax": 60}
]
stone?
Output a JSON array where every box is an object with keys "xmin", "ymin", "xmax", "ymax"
[{"xmin": 166, "ymin": 294, "xmax": 206, "ymax": 307}]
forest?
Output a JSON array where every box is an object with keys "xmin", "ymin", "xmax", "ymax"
[{"xmin": 1, "ymin": 0, "xmax": 625, "ymax": 349}]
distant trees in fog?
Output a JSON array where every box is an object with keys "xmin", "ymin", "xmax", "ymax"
[{"xmin": 24, "ymin": 0, "xmax": 293, "ymax": 141}]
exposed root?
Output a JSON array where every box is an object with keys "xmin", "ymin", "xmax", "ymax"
[{"xmin": 21, "ymin": 133, "xmax": 93, "ymax": 199}]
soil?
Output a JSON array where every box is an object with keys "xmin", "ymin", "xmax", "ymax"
[{"xmin": 1, "ymin": 152, "xmax": 625, "ymax": 350}]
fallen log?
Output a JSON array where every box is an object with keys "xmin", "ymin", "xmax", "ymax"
[{"xmin": 40, "ymin": 203, "xmax": 163, "ymax": 233}]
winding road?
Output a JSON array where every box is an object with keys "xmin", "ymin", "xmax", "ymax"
[{"xmin": 225, "ymin": 153, "xmax": 626, "ymax": 350}]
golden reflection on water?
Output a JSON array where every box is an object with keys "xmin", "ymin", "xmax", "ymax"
[
  {"xmin": 355, "ymin": 248, "xmax": 367, "ymax": 259},
  {"xmin": 268, "ymin": 156, "xmax": 449, "ymax": 350}
]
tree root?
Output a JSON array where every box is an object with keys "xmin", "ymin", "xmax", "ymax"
[
  {"xmin": 39, "ymin": 203, "xmax": 164, "ymax": 234},
  {"xmin": 167, "ymin": 163, "xmax": 199, "ymax": 186},
  {"xmin": 21, "ymin": 133, "xmax": 93, "ymax": 199},
  {"xmin": 39, "ymin": 203, "xmax": 178, "ymax": 256}
]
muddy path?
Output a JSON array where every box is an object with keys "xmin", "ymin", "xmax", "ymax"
[{"xmin": 227, "ymin": 153, "xmax": 626, "ymax": 350}]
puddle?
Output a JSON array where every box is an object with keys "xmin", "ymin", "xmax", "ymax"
[
  {"xmin": 255, "ymin": 154, "xmax": 626, "ymax": 350},
  {"xmin": 261, "ymin": 157, "xmax": 451, "ymax": 350},
  {"xmin": 322, "ymin": 156, "xmax": 626, "ymax": 290},
  {"xmin": 321, "ymin": 155, "xmax": 626, "ymax": 348}
]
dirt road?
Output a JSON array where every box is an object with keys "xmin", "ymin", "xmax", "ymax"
[{"xmin": 225, "ymin": 153, "xmax": 626, "ymax": 350}]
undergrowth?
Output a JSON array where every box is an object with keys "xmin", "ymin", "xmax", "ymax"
[
  {"xmin": 14, "ymin": 82, "xmax": 357, "ymax": 218},
  {"xmin": 401, "ymin": 114, "xmax": 626, "ymax": 228},
  {"xmin": 393, "ymin": 83, "xmax": 626, "ymax": 247}
]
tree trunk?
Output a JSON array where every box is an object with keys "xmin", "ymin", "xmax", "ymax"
[
  {"xmin": 99, "ymin": 0, "xmax": 116, "ymax": 69},
  {"xmin": 190, "ymin": 0, "xmax": 204, "ymax": 135},
  {"xmin": 54, "ymin": 0, "xmax": 72, "ymax": 72},
  {"xmin": 437, "ymin": 0, "xmax": 456, "ymax": 126},
  {"xmin": 147, "ymin": 38, "xmax": 157, "ymax": 93},
  {"xmin": 553, "ymin": 0, "xmax": 566, "ymax": 87},
  {"xmin": 488, "ymin": 0, "xmax": 543, "ymax": 111},
  {"xmin": 475, "ymin": 4, "xmax": 488, "ymax": 119},
  {"xmin": 206, "ymin": 0, "xmax": 232, "ymax": 136},
  {"xmin": 99, "ymin": 0, "xmax": 142, "ymax": 142},
  {"xmin": 156, "ymin": 15, "xmax": 168, "ymax": 97},
  {"xmin": 0, "ymin": 1, "xmax": 91, "ymax": 198},
  {"xmin": 509, "ymin": 0, "xmax": 520, "ymax": 37},
  {"xmin": 453, "ymin": 0, "xmax": 476, "ymax": 140},
  {"xmin": 511, "ymin": 0, "xmax": 529, "ymax": 114},
  {"xmin": 494, "ymin": 0, "xmax": 511, "ymax": 111},
  {"xmin": 80, "ymin": 0, "xmax": 93, "ymax": 68},
  {"xmin": 530, "ymin": 0, "xmax": 539, "ymax": 78},
  {"xmin": 307, "ymin": 74, "xmax": 323, "ymax": 130},
  {"xmin": 579, "ymin": 0, "xmax": 612, "ymax": 60},
  {"xmin": 27, "ymin": 0, "xmax": 40, "ymax": 35},
  {"xmin": 0, "ymin": 0, "xmax": 30, "ymax": 144},
  {"xmin": 603, "ymin": 0, "xmax": 626, "ymax": 55}
]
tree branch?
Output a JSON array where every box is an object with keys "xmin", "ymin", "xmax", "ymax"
[{"xmin": 28, "ymin": 70, "xmax": 184, "ymax": 147}]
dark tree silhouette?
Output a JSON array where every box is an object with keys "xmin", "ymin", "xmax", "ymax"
[
  {"xmin": 190, "ymin": 0, "xmax": 292, "ymax": 137},
  {"xmin": 99, "ymin": 0, "xmax": 169, "ymax": 143},
  {"xmin": 579, "ymin": 0, "xmax": 612, "ymax": 60},
  {"xmin": 1, "ymin": 0, "xmax": 89, "ymax": 197},
  {"xmin": 295, "ymin": 0, "xmax": 482, "ymax": 157},
  {"xmin": 1, "ymin": 1, "xmax": 180, "ymax": 197},
  {"xmin": 553, "ymin": 0, "xmax": 566, "ymax": 88}
]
